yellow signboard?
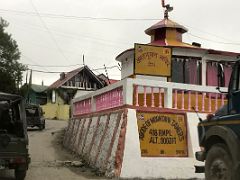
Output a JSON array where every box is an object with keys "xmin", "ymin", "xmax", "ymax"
[
  {"xmin": 137, "ymin": 111, "xmax": 188, "ymax": 157},
  {"xmin": 134, "ymin": 44, "xmax": 172, "ymax": 77}
]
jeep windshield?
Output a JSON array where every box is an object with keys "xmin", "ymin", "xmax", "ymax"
[{"xmin": 26, "ymin": 107, "xmax": 39, "ymax": 117}]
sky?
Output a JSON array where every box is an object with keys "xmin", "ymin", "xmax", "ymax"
[{"xmin": 0, "ymin": 0, "xmax": 240, "ymax": 86}]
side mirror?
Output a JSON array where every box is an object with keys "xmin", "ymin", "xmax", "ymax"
[{"xmin": 217, "ymin": 63, "xmax": 225, "ymax": 87}]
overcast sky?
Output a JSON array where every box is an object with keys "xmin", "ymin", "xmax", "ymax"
[{"xmin": 0, "ymin": 0, "xmax": 239, "ymax": 85}]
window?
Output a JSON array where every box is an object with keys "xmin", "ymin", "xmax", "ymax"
[
  {"xmin": 206, "ymin": 62, "xmax": 218, "ymax": 86},
  {"xmin": 206, "ymin": 62, "xmax": 233, "ymax": 87},
  {"xmin": 171, "ymin": 57, "xmax": 201, "ymax": 85},
  {"xmin": 52, "ymin": 90, "xmax": 56, "ymax": 103},
  {"xmin": 224, "ymin": 64, "xmax": 233, "ymax": 87}
]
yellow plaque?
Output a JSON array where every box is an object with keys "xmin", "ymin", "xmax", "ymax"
[
  {"xmin": 137, "ymin": 111, "xmax": 188, "ymax": 157},
  {"xmin": 134, "ymin": 44, "xmax": 172, "ymax": 77}
]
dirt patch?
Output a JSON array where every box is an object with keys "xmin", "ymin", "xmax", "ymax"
[{"xmin": 51, "ymin": 127, "xmax": 105, "ymax": 179}]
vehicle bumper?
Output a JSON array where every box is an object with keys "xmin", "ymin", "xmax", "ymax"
[
  {"xmin": 195, "ymin": 165, "xmax": 205, "ymax": 173},
  {"xmin": 195, "ymin": 151, "xmax": 206, "ymax": 162},
  {"xmin": 0, "ymin": 154, "xmax": 30, "ymax": 169}
]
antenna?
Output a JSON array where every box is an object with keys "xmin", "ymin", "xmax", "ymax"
[
  {"xmin": 83, "ymin": 54, "xmax": 85, "ymax": 66},
  {"xmin": 192, "ymin": 107, "xmax": 202, "ymax": 122},
  {"xmin": 161, "ymin": 0, "xmax": 173, "ymax": 19}
]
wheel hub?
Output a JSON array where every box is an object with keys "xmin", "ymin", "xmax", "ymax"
[{"xmin": 210, "ymin": 159, "xmax": 228, "ymax": 180}]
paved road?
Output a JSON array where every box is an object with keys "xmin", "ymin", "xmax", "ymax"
[{"xmin": 0, "ymin": 120, "xmax": 104, "ymax": 180}]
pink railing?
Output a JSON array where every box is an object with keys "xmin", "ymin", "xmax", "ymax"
[
  {"xmin": 74, "ymin": 98, "xmax": 92, "ymax": 115},
  {"xmin": 73, "ymin": 87, "xmax": 123, "ymax": 116},
  {"xmin": 134, "ymin": 85, "xmax": 227, "ymax": 113},
  {"xmin": 72, "ymin": 79, "xmax": 228, "ymax": 117},
  {"xmin": 96, "ymin": 87, "xmax": 123, "ymax": 111}
]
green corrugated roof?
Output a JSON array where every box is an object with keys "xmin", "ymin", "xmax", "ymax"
[{"xmin": 31, "ymin": 84, "xmax": 48, "ymax": 93}]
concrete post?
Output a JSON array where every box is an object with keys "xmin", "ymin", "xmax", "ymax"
[
  {"xmin": 164, "ymin": 87, "xmax": 173, "ymax": 108},
  {"xmin": 202, "ymin": 57, "xmax": 207, "ymax": 86},
  {"xmin": 123, "ymin": 79, "xmax": 133, "ymax": 105}
]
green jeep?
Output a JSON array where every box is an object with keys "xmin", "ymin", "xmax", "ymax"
[
  {"xmin": 0, "ymin": 92, "xmax": 30, "ymax": 180},
  {"xmin": 25, "ymin": 104, "xmax": 45, "ymax": 130}
]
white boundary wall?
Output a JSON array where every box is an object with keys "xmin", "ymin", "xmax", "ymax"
[
  {"xmin": 120, "ymin": 109, "xmax": 205, "ymax": 179},
  {"xmin": 64, "ymin": 108, "xmax": 208, "ymax": 179}
]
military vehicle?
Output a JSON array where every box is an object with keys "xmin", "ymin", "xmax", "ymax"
[
  {"xmin": 195, "ymin": 61, "xmax": 240, "ymax": 180},
  {"xmin": 25, "ymin": 104, "xmax": 45, "ymax": 130},
  {"xmin": 0, "ymin": 92, "xmax": 30, "ymax": 180}
]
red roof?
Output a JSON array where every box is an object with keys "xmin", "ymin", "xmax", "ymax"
[
  {"xmin": 107, "ymin": 79, "xmax": 119, "ymax": 85},
  {"xmin": 145, "ymin": 18, "xmax": 188, "ymax": 35},
  {"xmin": 49, "ymin": 66, "xmax": 104, "ymax": 89},
  {"xmin": 49, "ymin": 67, "xmax": 83, "ymax": 89}
]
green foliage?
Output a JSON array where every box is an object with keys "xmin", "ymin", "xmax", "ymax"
[{"xmin": 0, "ymin": 17, "xmax": 26, "ymax": 94}]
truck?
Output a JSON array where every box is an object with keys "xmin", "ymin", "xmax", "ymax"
[
  {"xmin": 0, "ymin": 92, "xmax": 30, "ymax": 180},
  {"xmin": 195, "ymin": 60, "xmax": 240, "ymax": 180}
]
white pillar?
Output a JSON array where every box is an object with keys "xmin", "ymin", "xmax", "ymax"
[
  {"xmin": 202, "ymin": 57, "xmax": 207, "ymax": 86},
  {"xmin": 123, "ymin": 79, "xmax": 133, "ymax": 105},
  {"xmin": 164, "ymin": 87, "xmax": 173, "ymax": 108}
]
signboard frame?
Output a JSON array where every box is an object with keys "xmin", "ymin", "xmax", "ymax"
[
  {"xmin": 134, "ymin": 43, "xmax": 172, "ymax": 77},
  {"xmin": 136, "ymin": 110, "xmax": 188, "ymax": 157}
]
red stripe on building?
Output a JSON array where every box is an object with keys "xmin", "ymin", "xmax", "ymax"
[
  {"xmin": 76, "ymin": 118, "xmax": 87, "ymax": 153},
  {"xmin": 103, "ymin": 111, "xmax": 123, "ymax": 171},
  {"xmin": 93, "ymin": 114, "xmax": 111, "ymax": 165},
  {"xmin": 87, "ymin": 116, "xmax": 101, "ymax": 157},
  {"xmin": 80, "ymin": 118, "xmax": 93, "ymax": 154},
  {"xmin": 115, "ymin": 109, "xmax": 128, "ymax": 177}
]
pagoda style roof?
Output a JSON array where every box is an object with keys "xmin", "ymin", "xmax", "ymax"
[{"xmin": 145, "ymin": 18, "xmax": 188, "ymax": 36}]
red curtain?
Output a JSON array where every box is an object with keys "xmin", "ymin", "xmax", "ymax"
[
  {"xmin": 188, "ymin": 60, "xmax": 198, "ymax": 84},
  {"xmin": 207, "ymin": 62, "xmax": 218, "ymax": 86},
  {"xmin": 224, "ymin": 65, "xmax": 232, "ymax": 87}
]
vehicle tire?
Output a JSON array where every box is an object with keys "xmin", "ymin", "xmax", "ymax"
[
  {"xmin": 39, "ymin": 124, "xmax": 44, "ymax": 130},
  {"xmin": 205, "ymin": 143, "xmax": 233, "ymax": 180},
  {"xmin": 15, "ymin": 168, "xmax": 26, "ymax": 180}
]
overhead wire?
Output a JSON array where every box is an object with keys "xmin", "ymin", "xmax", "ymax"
[
  {"xmin": 27, "ymin": 65, "xmax": 121, "ymax": 74},
  {"xmin": 0, "ymin": 8, "xmax": 159, "ymax": 21},
  {"xmin": 26, "ymin": 63, "xmax": 84, "ymax": 68},
  {"xmin": 2, "ymin": 7, "xmax": 240, "ymax": 46},
  {"xmin": 187, "ymin": 33, "xmax": 240, "ymax": 46},
  {"xmin": 28, "ymin": 0, "xmax": 70, "ymax": 63}
]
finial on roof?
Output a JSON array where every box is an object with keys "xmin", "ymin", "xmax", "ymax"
[{"xmin": 161, "ymin": 0, "xmax": 173, "ymax": 19}]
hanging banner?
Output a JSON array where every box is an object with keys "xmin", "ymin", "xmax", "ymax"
[
  {"xmin": 137, "ymin": 111, "xmax": 188, "ymax": 157},
  {"xmin": 134, "ymin": 43, "xmax": 172, "ymax": 77}
]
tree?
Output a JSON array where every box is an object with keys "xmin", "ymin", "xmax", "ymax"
[{"xmin": 0, "ymin": 18, "xmax": 26, "ymax": 94}]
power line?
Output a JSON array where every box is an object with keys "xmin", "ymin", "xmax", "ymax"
[
  {"xmin": 2, "ymin": 7, "xmax": 240, "ymax": 45},
  {"xmin": 187, "ymin": 33, "xmax": 240, "ymax": 46},
  {"xmin": 22, "ymin": 54, "xmax": 49, "ymax": 71},
  {"xmin": 92, "ymin": 65, "xmax": 120, "ymax": 71},
  {"xmin": 181, "ymin": 22, "xmax": 237, "ymax": 43},
  {"xmin": 0, "ymin": 8, "xmax": 159, "ymax": 21},
  {"xmin": 28, "ymin": 65, "xmax": 121, "ymax": 74},
  {"xmin": 26, "ymin": 63, "xmax": 83, "ymax": 68},
  {"xmin": 29, "ymin": 69, "xmax": 66, "ymax": 73},
  {"xmin": 29, "ymin": 0, "xmax": 70, "ymax": 63}
]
